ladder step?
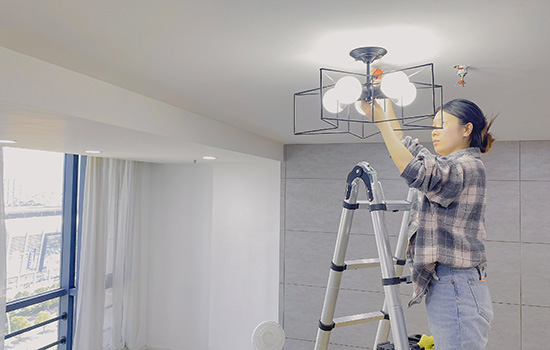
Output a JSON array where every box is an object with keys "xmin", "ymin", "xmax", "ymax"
[
  {"xmin": 356, "ymin": 200, "xmax": 411, "ymax": 211},
  {"xmin": 345, "ymin": 258, "xmax": 380, "ymax": 269},
  {"xmin": 345, "ymin": 257, "xmax": 404, "ymax": 270},
  {"xmin": 334, "ymin": 311, "xmax": 386, "ymax": 328}
]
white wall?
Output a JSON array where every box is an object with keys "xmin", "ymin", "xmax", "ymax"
[
  {"xmin": 147, "ymin": 164, "xmax": 214, "ymax": 350},
  {"xmin": 147, "ymin": 161, "xmax": 280, "ymax": 350},
  {"xmin": 209, "ymin": 162, "xmax": 281, "ymax": 350},
  {"xmin": 134, "ymin": 162, "xmax": 153, "ymax": 349}
]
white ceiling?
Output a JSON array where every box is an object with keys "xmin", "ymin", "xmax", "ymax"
[
  {"xmin": 0, "ymin": 0, "xmax": 549, "ymax": 161},
  {"xmin": 0, "ymin": 102, "xmax": 271, "ymax": 164}
]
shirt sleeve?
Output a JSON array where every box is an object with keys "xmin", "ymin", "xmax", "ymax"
[
  {"xmin": 400, "ymin": 148, "xmax": 465, "ymax": 208},
  {"xmin": 401, "ymin": 135, "xmax": 426, "ymax": 157}
]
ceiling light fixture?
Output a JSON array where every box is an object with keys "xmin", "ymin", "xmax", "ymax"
[
  {"xmin": 202, "ymin": 156, "xmax": 216, "ymax": 160},
  {"xmin": 294, "ymin": 46, "xmax": 443, "ymax": 139},
  {"xmin": 85, "ymin": 150, "xmax": 102, "ymax": 154}
]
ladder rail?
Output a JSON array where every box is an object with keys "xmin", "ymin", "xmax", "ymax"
[
  {"xmin": 314, "ymin": 180, "xmax": 360, "ymax": 350},
  {"xmin": 374, "ymin": 187, "xmax": 416, "ymax": 348},
  {"xmin": 369, "ymin": 170, "xmax": 409, "ymax": 350}
]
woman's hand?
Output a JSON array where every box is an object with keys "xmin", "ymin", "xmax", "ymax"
[
  {"xmin": 361, "ymin": 100, "xmax": 388, "ymax": 124},
  {"xmin": 361, "ymin": 99, "xmax": 404, "ymax": 139},
  {"xmin": 361, "ymin": 98, "xmax": 413, "ymax": 174}
]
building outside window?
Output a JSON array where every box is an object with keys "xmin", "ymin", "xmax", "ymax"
[{"xmin": 3, "ymin": 148, "xmax": 81, "ymax": 350}]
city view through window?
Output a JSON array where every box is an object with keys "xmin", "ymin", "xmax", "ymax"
[{"xmin": 3, "ymin": 147, "xmax": 65, "ymax": 349}]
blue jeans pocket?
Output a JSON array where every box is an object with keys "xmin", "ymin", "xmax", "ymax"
[{"xmin": 468, "ymin": 280, "xmax": 494, "ymax": 323}]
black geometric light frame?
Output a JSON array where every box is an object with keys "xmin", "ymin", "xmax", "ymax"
[{"xmin": 294, "ymin": 46, "xmax": 444, "ymax": 139}]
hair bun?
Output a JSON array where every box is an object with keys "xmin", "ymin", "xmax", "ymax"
[
  {"xmin": 481, "ymin": 115, "xmax": 498, "ymax": 153},
  {"xmin": 482, "ymin": 132, "xmax": 495, "ymax": 153}
]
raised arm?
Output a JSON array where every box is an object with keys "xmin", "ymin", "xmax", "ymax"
[
  {"xmin": 361, "ymin": 100, "xmax": 413, "ymax": 174},
  {"xmin": 384, "ymin": 100, "xmax": 403, "ymax": 139}
]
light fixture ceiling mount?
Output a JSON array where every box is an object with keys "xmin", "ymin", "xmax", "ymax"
[{"xmin": 349, "ymin": 46, "xmax": 387, "ymax": 64}]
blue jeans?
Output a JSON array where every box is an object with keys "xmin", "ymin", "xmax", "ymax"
[{"xmin": 425, "ymin": 264, "xmax": 493, "ymax": 350}]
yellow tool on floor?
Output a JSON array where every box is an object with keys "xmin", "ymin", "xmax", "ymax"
[{"xmin": 417, "ymin": 334, "xmax": 434, "ymax": 349}]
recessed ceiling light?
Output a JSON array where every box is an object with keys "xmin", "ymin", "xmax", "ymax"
[
  {"xmin": 0, "ymin": 139, "xmax": 17, "ymax": 144},
  {"xmin": 85, "ymin": 150, "xmax": 102, "ymax": 154},
  {"xmin": 202, "ymin": 156, "xmax": 216, "ymax": 160}
]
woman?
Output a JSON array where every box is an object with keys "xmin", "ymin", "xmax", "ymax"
[{"xmin": 362, "ymin": 98, "xmax": 496, "ymax": 350}]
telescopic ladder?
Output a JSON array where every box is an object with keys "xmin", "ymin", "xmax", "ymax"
[{"xmin": 314, "ymin": 161, "xmax": 417, "ymax": 350}]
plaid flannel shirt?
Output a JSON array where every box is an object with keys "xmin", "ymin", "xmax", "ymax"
[{"xmin": 400, "ymin": 136, "xmax": 488, "ymax": 306}]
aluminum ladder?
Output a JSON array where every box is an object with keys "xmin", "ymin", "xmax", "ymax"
[{"xmin": 315, "ymin": 161, "xmax": 416, "ymax": 350}]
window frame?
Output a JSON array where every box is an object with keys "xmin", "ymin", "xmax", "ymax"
[{"xmin": 4, "ymin": 153, "xmax": 84, "ymax": 349}]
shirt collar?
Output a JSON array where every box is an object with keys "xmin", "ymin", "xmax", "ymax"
[{"xmin": 444, "ymin": 147, "xmax": 481, "ymax": 159}]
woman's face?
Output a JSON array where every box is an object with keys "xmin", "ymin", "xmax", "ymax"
[{"xmin": 432, "ymin": 111, "xmax": 472, "ymax": 156}]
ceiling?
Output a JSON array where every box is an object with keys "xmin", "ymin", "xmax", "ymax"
[
  {"xmin": 0, "ymin": 0, "xmax": 549, "ymax": 161},
  {"xmin": 0, "ymin": 102, "xmax": 271, "ymax": 164}
]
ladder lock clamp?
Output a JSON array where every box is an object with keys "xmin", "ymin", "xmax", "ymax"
[
  {"xmin": 343, "ymin": 202, "xmax": 359, "ymax": 210},
  {"xmin": 382, "ymin": 276, "xmax": 411, "ymax": 285},
  {"xmin": 330, "ymin": 262, "xmax": 347, "ymax": 272},
  {"xmin": 382, "ymin": 277, "xmax": 402, "ymax": 286},
  {"xmin": 369, "ymin": 203, "xmax": 387, "ymax": 212},
  {"xmin": 395, "ymin": 258, "xmax": 406, "ymax": 266},
  {"xmin": 318, "ymin": 320, "xmax": 336, "ymax": 332}
]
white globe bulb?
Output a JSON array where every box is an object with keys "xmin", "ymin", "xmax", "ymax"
[
  {"xmin": 335, "ymin": 76, "xmax": 362, "ymax": 104},
  {"xmin": 381, "ymin": 71, "xmax": 410, "ymax": 99},
  {"xmin": 393, "ymin": 83, "xmax": 417, "ymax": 107},
  {"xmin": 322, "ymin": 88, "xmax": 344, "ymax": 114}
]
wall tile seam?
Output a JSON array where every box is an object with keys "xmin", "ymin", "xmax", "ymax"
[
  {"xmin": 486, "ymin": 179, "xmax": 527, "ymax": 182},
  {"xmin": 519, "ymin": 142, "xmax": 523, "ymax": 350},
  {"xmin": 285, "ymin": 140, "xmax": 524, "ymax": 145},
  {"xmin": 284, "ymin": 177, "xmax": 402, "ymax": 180},
  {"xmin": 284, "ymin": 287, "xmax": 540, "ymax": 310},
  {"xmin": 283, "ymin": 283, "xmax": 385, "ymax": 293},
  {"xmin": 281, "ymin": 149, "xmax": 287, "ymax": 328},
  {"xmin": 517, "ymin": 303, "xmax": 550, "ymax": 309},
  {"xmin": 486, "ymin": 239, "xmax": 521, "ymax": 243},
  {"xmin": 284, "ymin": 284, "xmax": 544, "ymax": 307},
  {"xmin": 283, "ymin": 176, "xmax": 549, "ymax": 182},
  {"xmin": 285, "ymin": 229, "xmax": 402, "ymax": 237},
  {"xmin": 284, "ymin": 234, "xmax": 550, "ymax": 244},
  {"xmin": 487, "ymin": 239, "xmax": 550, "ymax": 245},
  {"xmin": 517, "ymin": 241, "xmax": 550, "ymax": 245},
  {"xmin": 488, "ymin": 300, "xmax": 520, "ymax": 306},
  {"xmin": 285, "ymin": 177, "xmax": 529, "ymax": 181},
  {"xmin": 285, "ymin": 337, "xmax": 314, "ymax": 343},
  {"xmin": 284, "ymin": 176, "xmax": 528, "ymax": 181},
  {"xmin": 286, "ymin": 229, "xmax": 393, "ymax": 234},
  {"xmin": 489, "ymin": 301, "xmax": 550, "ymax": 308},
  {"xmin": 284, "ymin": 283, "xmax": 414, "ymax": 297}
]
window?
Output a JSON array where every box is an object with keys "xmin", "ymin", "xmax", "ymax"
[{"xmin": 3, "ymin": 149, "xmax": 83, "ymax": 350}]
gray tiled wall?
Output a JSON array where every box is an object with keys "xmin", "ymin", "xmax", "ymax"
[{"xmin": 281, "ymin": 141, "xmax": 550, "ymax": 350}]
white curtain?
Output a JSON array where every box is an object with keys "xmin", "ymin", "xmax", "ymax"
[
  {"xmin": 0, "ymin": 148, "xmax": 6, "ymax": 350},
  {"xmin": 74, "ymin": 157, "xmax": 145, "ymax": 350}
]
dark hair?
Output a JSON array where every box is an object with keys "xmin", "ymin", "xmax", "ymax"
[{"xmin": 439, "ymin": 98, "xmax": 497, "ymax": 153}]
